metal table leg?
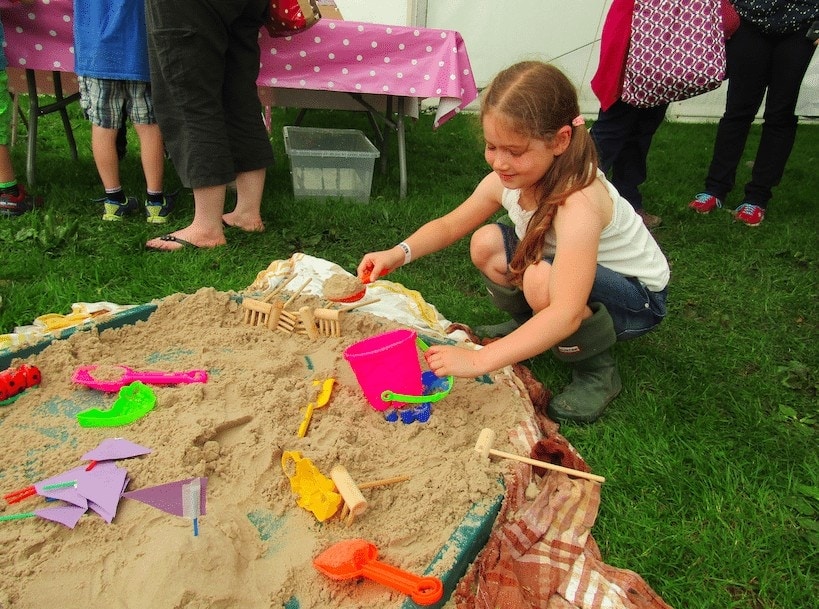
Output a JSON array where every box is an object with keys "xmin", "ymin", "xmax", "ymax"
[{"xmin": 24, "ymin": 69, "xmax": 80, "ymax": 186}]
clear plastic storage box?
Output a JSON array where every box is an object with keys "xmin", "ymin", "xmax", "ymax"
[{"xmin": 283, "ymin": 126, "xmax": 380, "ymax": 202}]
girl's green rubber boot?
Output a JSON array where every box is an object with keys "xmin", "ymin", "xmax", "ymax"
[
  {"xmin": 548, "ymin": 302, "xmax": 621, "ymax": 423},
  {"xmin": 474, "ymin": 277, "xmax": 533, "ymax": 339}
]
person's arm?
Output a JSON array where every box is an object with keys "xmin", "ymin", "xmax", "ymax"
[
  {"xmin": 424, "ymin": 189, "xmax": 604, "ymax": 378},
  {"xmin": 356, "ymin": 172, "xmax": 504, "ymax": 281}
]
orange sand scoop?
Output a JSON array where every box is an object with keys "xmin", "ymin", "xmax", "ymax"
[{"xmin": 313, "ymin": 538, "xmax": 443, "ymax": 606}]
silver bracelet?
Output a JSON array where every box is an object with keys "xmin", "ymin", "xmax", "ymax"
[{"xmin": 397, "ymin": 241, "xmax": 412, "ymax": 265}]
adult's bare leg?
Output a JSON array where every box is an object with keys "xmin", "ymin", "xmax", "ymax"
[
  {"xmin": 146, "ymin": 183, "xmax": 228, "ymax": 250},
  {"xmin": 222, "ymin": 168, "xmax": 266, "ymax": 232}
]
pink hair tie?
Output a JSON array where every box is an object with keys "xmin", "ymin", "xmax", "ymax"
[{"xmin": 571, "ymin": 115, "xmax": 585, "ymax": 127}]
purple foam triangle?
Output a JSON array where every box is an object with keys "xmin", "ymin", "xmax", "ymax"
[
  {"xmin": 87, "ymin": 499, "xmax": 116, "ymax": 524},
  {"xmin": 81, "ymin": 438, "xmax": 152, "ymax": 462},
  {"xmin": 76, "ymin": 463, "xmax": 127, "ymax": 520},
  {"xmin": 35, "ymin": 466, "xmax": 89, "ymax": 508},
  {"xmin": 34, "ymin": 504, "xmax": 87, "ymax": 528},
  {"xmin": 122, "ymin": 477, "xmax": 207, "ymax": 517}
]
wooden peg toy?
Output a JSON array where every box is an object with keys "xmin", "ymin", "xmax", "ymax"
[
  {"xmin": 474, "ymin": 428, "xmax": 605, "ymax": 483},
  {"xmin": 330, "ymin": 464, "xmax": 368, "ymax": 527}
]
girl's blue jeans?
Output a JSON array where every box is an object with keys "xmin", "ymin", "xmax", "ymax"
[{"xmin": 497, "ymin": 223, "xmax": 667, "ymax": 341}]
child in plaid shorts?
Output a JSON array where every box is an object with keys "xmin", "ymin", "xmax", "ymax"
[{"xmin": 74, "ymin": 0, "xmax": 175, "ymax": 223}]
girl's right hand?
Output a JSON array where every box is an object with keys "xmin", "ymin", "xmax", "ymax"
[{"xmin": 357, "ymin": 248, "xmax": 403, "ymax": 283}]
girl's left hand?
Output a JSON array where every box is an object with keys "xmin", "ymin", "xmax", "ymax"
[{"xmin": 424, "ymin": 344, "xmax": 484, "ymax": 378}]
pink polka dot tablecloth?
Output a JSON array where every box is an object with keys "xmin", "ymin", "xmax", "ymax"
[
  {"xmin": 2, "ymin": 1, "xmax": 76, "ymax": 73},
  {"xmin": 2, "ymin": 1, "xmax": 478, "ymax": 128},
  {"xmin": 258, "ymin": 20, "xmax": 478, "ymax": 127}
]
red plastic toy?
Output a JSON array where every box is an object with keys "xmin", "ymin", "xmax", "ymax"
[{"xmin": 0, "ymin": 364, "xmax": 42, "ymax": 403}]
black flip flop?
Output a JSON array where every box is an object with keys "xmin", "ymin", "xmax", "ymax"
[{"xmin": 145, "ymin": 234, "xmax": 195, "ymax": 251}]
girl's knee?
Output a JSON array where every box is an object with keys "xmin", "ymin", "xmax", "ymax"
[
  {"xmin": 522, "ymin": 261, "xmax": 552, "ymax": 310},
  {"xmin": 470, "ymin": 225, "xmax": 505, "ymax": 269}
]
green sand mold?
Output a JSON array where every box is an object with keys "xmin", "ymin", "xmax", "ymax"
[{"xmin": 76, "ymin": 381, "xmax": 157, "ymax": 428}]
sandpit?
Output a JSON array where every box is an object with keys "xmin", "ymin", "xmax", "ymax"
[{"xmin": 0, "ymin": 272, "xmax": 539, "ymax": 608}]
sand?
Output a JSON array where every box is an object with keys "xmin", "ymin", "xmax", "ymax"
[
  {"xmin": 323, "ymin": 273, "xmax": 367, "ymax": 302},
  {"xmin": 0, "ymin": 282, "xmax": 539, "ymax": 609}
]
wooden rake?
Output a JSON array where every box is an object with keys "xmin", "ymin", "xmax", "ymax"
[
  {"xmin": 241, "ymin": 276, "xmax": 312, "ymax": 334},
  {"xmin": 299, "ymin": 298, "xmax": 380, "ymax": 338}
]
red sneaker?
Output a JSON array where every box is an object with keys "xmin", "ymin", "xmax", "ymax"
[
  {"xmin": 733, "ymin": 202, "xmax": 765, "ymax": 227},
  {"xmin": 0, "ymin": 185, "xmax": 44, "ymax": 217},
  {"xmin": 688, "ymin": 193, "xmax": 722, "ymax": 214}
]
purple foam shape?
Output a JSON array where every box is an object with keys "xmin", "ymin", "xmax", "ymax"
[
  {"xmin": 122, "ymin": 477, "xmax": 207, "ymax": 517},
  {"xmin": 81, "ymin": 438, "xmax": 152, "ymax": 463},
  {"xmin": 34, "ymin": 504, "xmax": 87, "ymax": 529},
  {"xmin": 35, "ymin": 466, "xmax": 89, "ymax": 508},
  {"xmin": 76, "ymin": 463, "xmax": 127, "ymax": 520},
  {"xmin": 87, "ymin": 499, "xmax": 116, "ymax": 524}
]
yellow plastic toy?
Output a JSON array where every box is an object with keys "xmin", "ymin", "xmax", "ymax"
[
  {"xmin": 297, "ymin": 378, "xmax": 335, "ymax": 438},
  {"xmin": 281, "ymin": 451, "xmax": 342, "ymax": 522}
]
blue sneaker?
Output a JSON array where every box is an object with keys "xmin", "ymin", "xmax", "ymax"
[
  {"xmin": 145, "ymin": 192, "xmax": 176, "ymax": 224},
  {"xmin": 102, "ymin": 196, "xmax": 139, "ymax": 221}
]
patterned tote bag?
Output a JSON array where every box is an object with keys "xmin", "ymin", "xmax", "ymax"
[{"xmin": 621, "ymin": 0, "xmax": 726, "ymax": 108}]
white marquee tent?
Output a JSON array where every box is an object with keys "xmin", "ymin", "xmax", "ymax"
[{"xmin": 334, "ymin": 0, "xmax": 819, "ymax": 120}]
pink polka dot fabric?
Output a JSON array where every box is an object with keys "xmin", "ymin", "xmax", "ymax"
[
  {"xmin": 258, "ymin": 20, "xmax": 477, "ymax": 126},
  {"xmin": 2, "ymin": 2, "xmax": 478, "ymax": 128},
  {"xmin": 3, "ymin": 0, "xmax": 77, "ymax": 72}
]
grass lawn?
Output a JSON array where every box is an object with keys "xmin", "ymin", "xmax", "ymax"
[{"xmin": 1, "ymin": 99, "xmax": 817, "ymax": 609}]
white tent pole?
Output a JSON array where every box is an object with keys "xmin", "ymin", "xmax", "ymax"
[{"xmin": 409, "ymin": 0, "xmax": 428, "ymax": 27}]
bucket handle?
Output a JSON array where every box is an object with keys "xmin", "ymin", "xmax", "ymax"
[{"xmin": 380, "ymin": 337, "xmax": 454, "ymax": 404}]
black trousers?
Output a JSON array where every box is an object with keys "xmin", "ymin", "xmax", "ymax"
[
  {"xmin": 590, "ymin": 100, "xmax": 669, "ymax": 211},
  {"xmin": 145, "ymin": 0, "xmax": 274, "ymax": 189},
  {"xmin": 704, "ymin": 18, "xmax": 816, "ymax": 208}
]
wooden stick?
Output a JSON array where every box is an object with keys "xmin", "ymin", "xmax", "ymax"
[
  {"xmin": 262, "ymin": 273, "xmax": 296, "ymax": 302},
  {"xmin": 268, "ymin": 303, "xmax": 283, "ymax": 330},
  {"xmin": 475, "ymin": 428, "xmax": 605, "ymax": 483},
  {"xmin": 339, "ymin": 298, "xmax": 381, "ymax": 312},
  {"xmin": 282, "ymin": 278, "xmax": 312, "ymax": 309},
  {"xmin": 358, "ymin": 475, "xmax": 410, "ymax": 490}
]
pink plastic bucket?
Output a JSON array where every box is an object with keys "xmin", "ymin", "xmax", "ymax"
[{"xmin": 343, "ymin": 329, "xmax": 423, "ymax": 411}]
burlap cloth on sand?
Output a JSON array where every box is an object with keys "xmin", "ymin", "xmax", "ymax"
[{"xmin": 447, "ymin": 324, "xmax": 673, "ymax": 609}]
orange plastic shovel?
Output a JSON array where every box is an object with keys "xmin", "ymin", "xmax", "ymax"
[{"xmin": 313, "ymin": 538, "xmax": 443, "ymax": 606}]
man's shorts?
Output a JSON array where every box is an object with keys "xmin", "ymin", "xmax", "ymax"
[{"xmin": 78, "ymin": 76, "xmax": 156, "ymax": 129}]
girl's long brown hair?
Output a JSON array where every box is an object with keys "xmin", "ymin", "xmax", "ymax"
[{"xmin": 480, "ymin": 61, "xmax": 598, "ymax": 285}]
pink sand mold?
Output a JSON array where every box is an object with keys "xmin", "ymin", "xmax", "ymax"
[{"xmin": 72, "ymin": 365, "xmax": 208, "ymax": 392}]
